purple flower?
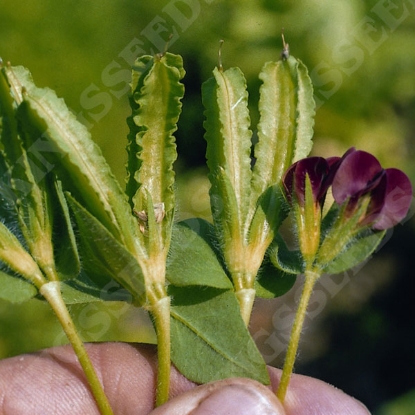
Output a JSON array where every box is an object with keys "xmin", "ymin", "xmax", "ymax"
[
  {"xmin": 331, "ymin": 148, "xmax": 412, "ymax": 230},
  {"xmin": 283, "ymin": 157, "xmax": 337, "ymax": 206},
  {"xmin": 283, "ymin": 148, "xmax": 412, "ymax": 231}
]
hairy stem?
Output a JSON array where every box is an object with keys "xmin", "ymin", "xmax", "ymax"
[
  {"xmin": 40, "ymin": 281, "xmax": 114, "ymax": 415},
  {"xmin": 276, "ymin": 268, "xmax": 320, "ymax": 402}
]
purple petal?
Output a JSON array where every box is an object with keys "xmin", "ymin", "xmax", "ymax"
[
  {"xmin": 371, "ymin": 168, "xmax": 413, "ymax": 230},
  {"xmin": 363, "ymin": 172, "xmax": 387, "ymax": 224},
  {"xmin": 284, "ymin": 157, "xmax": 329, "ymax": 205},
  {"xmin": 332, "ymin": 150, "xmax": 383, "ymax": 205},
  {"xmin": 326, "ymin": 156, "xmax": 342, "ymax": 168},
  {"xmin": 283, "ymin": 157, "xmax": 329, "ymax": 205},
  {"xmin": 282, "ymin": 162, "xmax": 298, "ymax": 204},
  {"xmin": 320, "ymin": 156, "xmax": 341, "ymax": 197},
  {"xmin": 325, "ymin": 148, "xmax": 356, "ymax": 186}
]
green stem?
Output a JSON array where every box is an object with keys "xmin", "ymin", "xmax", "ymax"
[
  {"xmin": 149, "ymin": 294, "xmax": 171, "ymax": 407},
  {"xmin": 40, "ymin": 282, "xmax": 114, "ymax": 415},
  {"xmin": 276, "ymin": 268, "xmax": 320, "ymax": 402},
  {"xmin": 233, "ymin": 270, "xmax": 257, "ymax": 326},
  {"xmin": 235, "ymin": 288, "xmax": 256, "ymax": 326}
]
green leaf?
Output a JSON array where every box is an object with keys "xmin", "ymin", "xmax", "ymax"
[
  {"xmin": 377, "ymin": 388, "xmax": 415, "ymax": 415},
  {"xmin": 169, "ymin": 286, "xmax": 269, "ymax": 385},
  {"xmin": 126, "ymin": 52, "xmax": 185, "ymax": 239},
  {"xmin": 251, "ymin": 56, "xmax": 315, "ymax": 201},
  {"xmin": 202, "ymin": 66, "xmax": 253, "ymax": 237},
  {"xmin": 167, "ymin": 219, "xmax": 232, "ymax": 289},
  {"xmin": 59, "ymin": 274, "xmax": 133, "ymax": 305},
  {"xmin": 3, "ymin": 64, "xmax": 141, "ymax": 256},
  {"xmin": 323, "ymin": 229, "xmax": 386, "ymax": 274},
  {"xmin": 255, "ymin": 260, "xmax": 297, "ymax": 299},
  {"xmin": 67, "ymin": 194, "xmax": 146, "ymax": 306},
  {"xmin": 0, "ymin": 271, "xmax": 37, "ymax": 303},
  {"xmin": 59, "ymin": 280, "xmax": 104, "ymax": 304}
]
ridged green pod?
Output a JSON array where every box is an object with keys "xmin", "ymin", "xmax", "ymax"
[
  {"xmin": 126, "ymin": 52, "xmax": 185, "ymax": 247},
  {"xmin": 202, "ymin": 66, "xmax": 252, "ymax": 248},
  {"xmin": 2, "ymin": 64, "xmax": 141, "ymax": 258},
  {"xmin": 202, "ymin": 52, "xmax": 315, "ymax": 313},
  {"xmin": 252, "ymin": 56, "xmax": 315, "ymax": 201},
  {"xmin": 0, "ymin": 63, "xmax": 80, "ymax": 282}
]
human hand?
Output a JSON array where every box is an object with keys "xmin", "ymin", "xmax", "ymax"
[{"xmin": 0, "ymin": 342, "xmax": 370, "ymax": 414}]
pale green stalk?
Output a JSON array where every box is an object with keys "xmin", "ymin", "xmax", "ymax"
[
  {"xmin": 148, "ymin": 291, "xmax": 171, "ymax": 406},
  {"xmin": 40, "ymin": 282, "xmax": 114, "ymax": 415},
  {"xmin": 276, "ymin": 268, "xmax": 320, "ymax": 402}
]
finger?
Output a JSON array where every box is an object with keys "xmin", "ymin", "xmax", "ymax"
[
  {"xmin": 0, "ymin": 342, "xmax": 370, "ymax": 415},
  {"xmin": 0, "ymin": 342, "xmax": 194, "ymax": 415},
  {"xmin": 267, "ymin": 367, "xmax": 371, "ymax": 415},
  {"xmin": 150, "ymin": 378, "xmax": 286, "ymax": 415},
  {"xmin": 0, "ymin": 343, "xmax": 138, "ymax": 414}
]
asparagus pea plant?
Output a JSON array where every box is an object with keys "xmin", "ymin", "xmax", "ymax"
[{"xmin": 0, "ymin": 38, "xmax": 412, "ymax": 413}]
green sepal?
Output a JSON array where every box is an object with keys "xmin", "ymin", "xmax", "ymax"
[
  {"xmin": 0, "ymin": 63, "xmax": 19, "ymax": 182},
  {"xmin": 52, "ymin": 180, "xmax": 80, "ymax": 280},
  {"xmin": 208, "ymin": 167, "xmax": 241, "ymax": 252},
  {"xmin": 202, "ymin": 66, "xmax": 253, "ymax": 238},
  {"xmin": 0, "ymin": 220, "xmax": 44, "ymax": 287},
  {"xmin": 0, "ymin": 66, "xmax": 22, "ymax": 227},
  {"xmin": 0, "ymin": 67, "xmax": 55, "ymax": 274},
  {"xmin": 296, "ymin": 174, "xmax": 321, "ymax": 264},
  {"xmin": 255, "ymin": 259, "xmax": 297, "ymax": 299},
  {"xmin": 323, "ymin": 229, "xmax": 386, "ymax": 274},
  {"xmin": 269, "ymin": 233, "xmax": 304, "ymax": 275},
  {"xmin": 126, "ymin": 52, "xmax": 185, "ymax": 242},
  {"xmin": 66, "ymin": 193, "xmax": 146, "ymax": 306},
  {"xmin": 317, "ymin": 198, "xmax": 371, "ymax": 267},
  {"xmin": 0, "ymin": 271, "xmax": 37, "ymax": 303},
  {"xmin": 5, "ymin": 86, "xmax": 80, "ymax": 280},
  {"xmin": 248, "ymin": 184, "xmax": 289, "ymax": 250},
  {"xmin": 251, "ymin": 56, "xmax": 315, "ymax": 201},
  {"xmin": 169, "ymin": 286, "xmax": 269, "ymax": 385},
  {"xmin": 167, "ymin": 219, "xmax": 232, "ymax": 289},
  {"xmin": 320, "ymin": 203, "xmax": 340, "ymax": 236}
]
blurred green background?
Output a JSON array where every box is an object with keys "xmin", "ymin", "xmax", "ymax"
[{"xmin": 1, "ymin": 1, "xmax": 415, "ymax": 413}]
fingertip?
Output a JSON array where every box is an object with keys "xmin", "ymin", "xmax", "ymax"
[{"xmin": 150, "ymin": 378, "xmax": 286, "ymax": 415}]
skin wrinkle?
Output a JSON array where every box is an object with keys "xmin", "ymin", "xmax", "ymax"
[
  {"xmin": 46, "ymin": 348, "xmax": 101, "ymax": 414},
  {"xmin": 46, "ymin": 347, "xmax": 101, "ymax": 413},
  {"xmin": 102, "ymin": 347, "xmax": 124, "ymax": 411},
  {"xmin": 93, "ymin": 342, "xmax": 158, "ymax": 414},
  {"xmin": 2, "ymin": 351, "xmax": 98, "ymax": 414}
]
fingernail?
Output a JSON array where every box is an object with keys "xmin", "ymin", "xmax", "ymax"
[{"xmin": 192, "ymin": 384, "xmax": 281, "ymax": 415}]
